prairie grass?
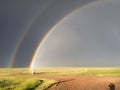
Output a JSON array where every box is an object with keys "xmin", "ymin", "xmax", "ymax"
[
  {"xmin": 0, "ymin": 77, "xmax": 55, "ymax": 90},
  {"xmin": 31, "ymin": 67, "xmax": 120, "ymax": 76},
  {"xmin": 0, "ymin": 67, "xmax": 120, "ymax": 89}
]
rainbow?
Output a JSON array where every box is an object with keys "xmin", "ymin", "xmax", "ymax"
[
  {"xmin": 7, "ymin": 0, "xmax": 102, "ymax": 68},
  {"xmin": 29, "ymin": 1, "xmax": 101, "ymax": 68},
  {"xmin": 9, "ymin": 1, "xmax": 52, "ymax": 67}
]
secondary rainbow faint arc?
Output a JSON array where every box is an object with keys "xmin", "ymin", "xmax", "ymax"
[
  {"xmin": 30, "ymin": 1, "xmax": 101, "ymax": 68},
  {"xmin": 9, "ymin": 1, "xmax": 52, "ymax": 67}
]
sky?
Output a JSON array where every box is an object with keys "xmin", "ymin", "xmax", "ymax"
[
  {"xmin": 1, "ymin": 0, "xmax": 120, "ymax": 68},
  {"xmin": 32, "ymin": 0, "xmax": 120, "ymax": 68}
]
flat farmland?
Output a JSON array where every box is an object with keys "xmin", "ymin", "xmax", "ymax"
[{"xmin": 0, "ymin": 67, "xmax": 120, "ymax": 90}]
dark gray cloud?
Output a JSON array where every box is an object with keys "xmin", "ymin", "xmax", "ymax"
[
  {"xmin": 33, "ymin": 0, "xmax": 120, "ymax": 67},
  {"xmin": 0, "ymin": 0, "xmax": 95, "ymax": 67}
]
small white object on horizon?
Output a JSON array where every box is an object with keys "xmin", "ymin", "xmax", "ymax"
[{"xmin": 31, "ymin": 69, "xmax": 35, "ymax": 74}]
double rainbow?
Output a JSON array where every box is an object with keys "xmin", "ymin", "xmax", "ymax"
[{"xmin": 8, "ymin": 1, "xmax": 100, "ymax": 68}]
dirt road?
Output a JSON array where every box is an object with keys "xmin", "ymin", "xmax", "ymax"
[{"xmin": 48, "ymin": 76, "xmax": 120, "ymax": 90}]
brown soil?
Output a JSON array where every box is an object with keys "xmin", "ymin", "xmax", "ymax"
[{"xmin": 48, "ymin": 76, "xmax": 120, "ymax": 90}]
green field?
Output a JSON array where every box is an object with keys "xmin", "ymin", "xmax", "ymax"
[
  {"xmin": 30, "ymin": 67, "xmax": 120, "ymax": 76},
  {"xmin": 0, "ymin": 67, "xmax": 120, "ymax": 90}
]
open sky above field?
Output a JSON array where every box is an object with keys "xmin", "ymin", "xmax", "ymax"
[{"xmin": 1, "ymin": 0, "xmax": 120, "ymax": 68}]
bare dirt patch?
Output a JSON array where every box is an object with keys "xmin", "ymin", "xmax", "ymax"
[{"xmin": 48, "ymin": 76, "xmax": 120, "ymax": 90}]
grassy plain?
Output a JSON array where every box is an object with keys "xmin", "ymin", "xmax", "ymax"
[
  {"xmin": 0, "ymin": 67, "xmax": 120, "ymax": 90},
  {"xmin": 30, "ymin": 67, "xmax": 120, "ymax": 76}
]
